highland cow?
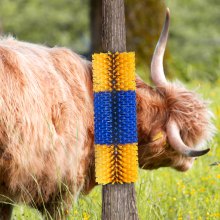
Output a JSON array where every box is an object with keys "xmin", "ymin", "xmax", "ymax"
[{"xmin": 0, "ymin": 10, "xmax": 214, "ymax": 219}]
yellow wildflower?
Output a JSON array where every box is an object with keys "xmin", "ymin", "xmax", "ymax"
[{"xmin": 83, "ymin": 212, "xmax": 90, "ymax": 220}]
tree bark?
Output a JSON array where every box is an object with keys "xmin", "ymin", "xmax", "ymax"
[
  {"xmin": 101, "ymin": 0, "xmax": 139, "ymax": 219},
  {"xmin": 102, "ymin": 184, "xmax": 138, "ymax": 220},
  {"xmin": 90, "ymin": 0, "xmax": 102, "ymax": 53},
  {"xmin": 102, "ymin": 0, "xmax": 126, "ymax": 53}
]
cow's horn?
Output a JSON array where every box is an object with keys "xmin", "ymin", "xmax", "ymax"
[
  {"xmin": 166, "ymin": 121, "xmax": 210, "ymax": 157},
  {"xmin": 151, "ymin": 8, "xmax": 170, "ymax": 87}
]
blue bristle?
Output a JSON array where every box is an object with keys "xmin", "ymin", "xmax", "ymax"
[
  {"xmin": 94, "ymin": 92, "xmax": 113, "ymax": 145},
  {"xmin": 94, "ymin": 91, "xmax": 137, "ymax": 145}
]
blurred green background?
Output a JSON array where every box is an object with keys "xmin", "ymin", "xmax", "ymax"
[
  {"xmin": 0, "ymin": 0, "xmax": 219, "ymax": 82},
  {"xmin": 0, "ymin": 1, "xmax": 219, "ymax": 219}
]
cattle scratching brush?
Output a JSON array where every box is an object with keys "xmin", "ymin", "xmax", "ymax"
[{"xmin": 93, "ymin": 52, "xmax": 138, "ymax": 184}]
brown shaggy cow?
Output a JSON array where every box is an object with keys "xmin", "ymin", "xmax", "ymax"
[{"xmin": 0, "ymin": 10, "xmax": 215, "ymax": 219}]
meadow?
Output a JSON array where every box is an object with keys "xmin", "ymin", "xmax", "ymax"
[
  {"xmin": 0, "ymin": 0, "xmax": 219, "ymax": 219},
  {"xmin": 11, "ymin": 81, "xmax": 220, "ymax": 219}
]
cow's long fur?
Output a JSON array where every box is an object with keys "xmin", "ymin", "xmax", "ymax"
[
  {"xmin": 0, "ymin": 38, "xmax": 94, "ymax": 217},
  {"xmin": 0, "ymin": 38, "xmax": 215, "ymax": 219}
]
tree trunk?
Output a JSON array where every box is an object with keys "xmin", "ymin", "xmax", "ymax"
[
  {"xmin": 101, "ymin": 0, "xmax": 139, "ymax": 219},
  {"xmin": 90, "ymin": 0, "xmax": 102, "ymax": 53},
  {"xmin": 102, "ymin": 184, "xmax": 138, "ymax": 220},
  {"xmin": 102, "ymin": 0, "xmax": 126, "ymax": 53}
]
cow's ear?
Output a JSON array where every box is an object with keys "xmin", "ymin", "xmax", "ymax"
[{"xmin": 149, "ymin": 129, "xmax": 167, "ymax": 148}]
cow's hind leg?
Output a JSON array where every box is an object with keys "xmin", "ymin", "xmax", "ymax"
[{"xmin": 0, "ymin": 203, "xmax": 13, "ymax": 220}]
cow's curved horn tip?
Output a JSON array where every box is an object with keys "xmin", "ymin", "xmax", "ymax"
[{"xmin": 187, "ymin": 148, "xmax": 210, "ymax": 157}]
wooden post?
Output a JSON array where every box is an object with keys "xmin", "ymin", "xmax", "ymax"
[
  {"xmin": 90, "ymin": 0, "xmax": 102, "ymax": 53},
  {"xmin": 101, "ymin": 1, "xmax": 139, "ymax": 219}
]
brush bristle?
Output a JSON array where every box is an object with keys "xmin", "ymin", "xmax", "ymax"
[
  {"xmin": 92, "ymin": 52, "xmax": 138, "ymax": 184},
  {"xmin": 95, "ymin": 144, "xmax": 138, "ymax": 184},
  {"xmin": 92, "ymin": 52, "xmax": 136, "ymax": 92}
]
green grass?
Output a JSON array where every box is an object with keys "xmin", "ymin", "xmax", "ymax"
[{"xmin": 12, "ymin": 81, "xmax": 220, "ymax": 219}]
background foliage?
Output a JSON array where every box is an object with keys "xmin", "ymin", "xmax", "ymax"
[
  {"xmin": 0, "ymin": 0, "xmax": 90, "ymax": 52},
  {"xmin": 166, "ymin": 0, "xmax": 220, "ymax": 82},
  {"xmin": 0, "ymin": 0, "xmax": 219, "ymax": 82}
]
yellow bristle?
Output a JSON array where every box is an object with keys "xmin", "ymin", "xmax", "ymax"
[
  {"xmin": 95, "ymin": 144, "xmax": 138, "ymax": 184},
  {"xmin": 115, "ymin": 52, "xmax": 136, "ymax": 91},
  {"xmin": 92, "ymin": 53, "xmax": 113, "ymax": 92},
  {"xmin": 92, "ymin": 52, "xmax": 136, "ymax": 92}
]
